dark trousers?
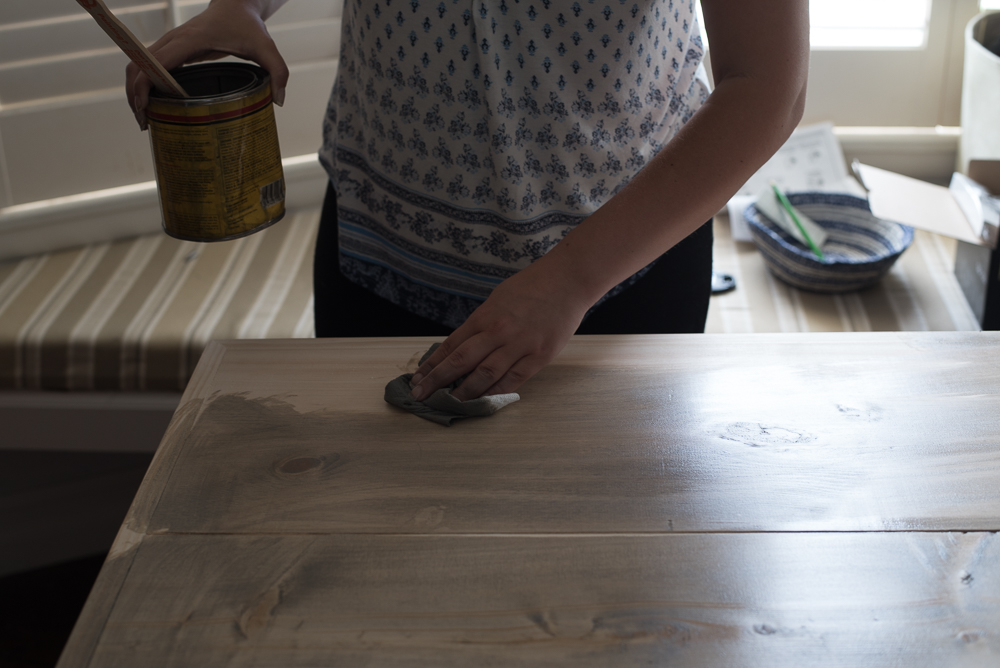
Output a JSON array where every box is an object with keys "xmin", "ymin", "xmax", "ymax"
[{"xmin": 314, "ymin": 183, "xmax": 712, "ymax": 337}]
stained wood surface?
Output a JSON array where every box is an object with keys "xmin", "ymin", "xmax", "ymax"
[
  {"xmin": 87, "ymin": 533, "xmax": 1000, "ymax": 666},
  {"xmin": 154, "ymin": 334, "xmax": 998, "ymax": 533},
  {"xmin": 59, "ymin": 333, "xmax": 1000, "ymax": 666}
]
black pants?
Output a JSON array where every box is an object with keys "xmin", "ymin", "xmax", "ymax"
[{"xmin": 314, "ymin": 183, "xmax": 712, "ymax": 337}]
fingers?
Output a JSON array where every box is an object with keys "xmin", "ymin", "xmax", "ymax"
[
  {"xmin": 126, "ymin": 63, "xmax": 139, "ymax": 113},
  {"xmin": 412, "ymin": 339, "xmax": 541, "ymax": 402},
  {"xmin": 126, "ymin": 31, "xmax": 185, "ymax": 130},
  {"xmin": 410, "ymin": 353, "xmax": 443, "ymax": 388},
  {"xmin": 128, "ymin": 69, "xmax": 152, "ymax": 130},
  {"xmin": 125, "ymin": 32, "xmax": 287, "ymax": 129},
  {"xmin": 410, "ymin": 331, "xmax": 545, "ymax": 402},
  {"xmin": 249, "ymin": 35, "xmax": 290, "ymax": 106},
  {"xmin": 410, "ymin": 333, "xmax": 480, "ymax": 401},
  {"xmin": 483, "ymin": 356, "xmax": 540, "ymax": 397},
  {"xmin": 406, "ymin": 265, "xmax": 583, "ymax": 403},
  {"xmin": 449, "ymin": 347, "xmax": 526, "ymax": 401},
  {"xmin": 123, "ymin": 3, "xmax": 291, "ymax": 129}
]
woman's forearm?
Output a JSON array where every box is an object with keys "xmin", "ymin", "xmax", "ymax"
[
  {"xmin": 535, "ymin": 73, "xmax": 807, "ymax": 306},
  {"xmin": 393, "ymin": 0, "xmax": 810, "ymax": 401},
  {"xmin": 533, "ymin": 0, "xmax": 809, "ymax": 306}
]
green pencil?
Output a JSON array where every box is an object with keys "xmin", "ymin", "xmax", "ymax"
[{"xmin": 771, "ymin": 182, "xmax": 825, "ymax": 261}]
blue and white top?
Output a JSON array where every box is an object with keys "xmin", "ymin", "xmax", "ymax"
[{"xmin": 320, "ymin": 0, "xmax": 710, "ymax": 328}]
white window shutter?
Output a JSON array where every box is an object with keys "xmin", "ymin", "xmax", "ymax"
[{"xmin": 0, "ymin": 0, "xmax": 341, "ymax": 210}]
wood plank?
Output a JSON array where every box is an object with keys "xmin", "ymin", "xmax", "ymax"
[
  {"xmin": 85, "ymin": 532, "xmax": 1000, "ymax": 666},
  {"xmin": 142, "ymin": 334, "xmax": 1000, "ymax": 534}
]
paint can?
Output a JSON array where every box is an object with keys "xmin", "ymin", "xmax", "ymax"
[{"xmin": 146, "ymin": 63, "xmax": 285, "ymax": 242}]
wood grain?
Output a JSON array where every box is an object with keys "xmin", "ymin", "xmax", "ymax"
[
  {"xmin": 142, "ymin": 334, "xmax": 1000, "ymax": 534},
  {"xmin": 57, "ymin": 333, "xmax": 1000, "ymax": 667},
  {"xmin": 87, "ymin": 532, "xmax": 1000, "ymax": 666}
]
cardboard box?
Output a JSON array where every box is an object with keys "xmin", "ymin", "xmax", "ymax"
[{"xmin": 854, "ymin": 160, "xmax": 1000, "ymax": 329}]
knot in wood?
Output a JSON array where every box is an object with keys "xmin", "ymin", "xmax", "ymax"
[{"xmin": 276, "ymin": 456, "xmax": 324, "ymax": 475}]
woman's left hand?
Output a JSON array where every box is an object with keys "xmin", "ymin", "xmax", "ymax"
[{"xmin": 409, "ymin": 259, "xmax": 593, "ymax": 402}]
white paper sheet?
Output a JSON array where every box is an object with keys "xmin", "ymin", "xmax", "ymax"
[
  {"xmin": 753, "ymin": 184, "xmax": 830, "ymax": 249},
  {"xmin": 728, "ymin": 122, "xmax": 859, "ymax": 241}
]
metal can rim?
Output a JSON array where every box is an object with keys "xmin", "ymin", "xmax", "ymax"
[{"xmin": 149, "ymin": 62, "xmax": 271, "ymax": 107}]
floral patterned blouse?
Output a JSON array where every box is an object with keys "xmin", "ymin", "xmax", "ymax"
[{"xmin": 320, "ymin": 0, "xmax": 710, "ymax": 328}]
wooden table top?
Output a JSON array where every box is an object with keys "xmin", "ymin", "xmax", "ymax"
[{"xmin": 60, "ymin": 333, "xmax": 1000, "ymax": 666}]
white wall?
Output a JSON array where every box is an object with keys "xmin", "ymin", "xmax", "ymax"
[
  {"xmin": 0, "ymin": 0, "xmax": 988, "ymax": 261},
  {"xmin": 802, "ymin": 0, "xmax": 982, "ymax": 127}
]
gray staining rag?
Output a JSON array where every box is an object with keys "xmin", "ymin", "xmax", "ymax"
[{"xmin": 384, "ymin": 344, "xmax": 520, "ymax": 426}]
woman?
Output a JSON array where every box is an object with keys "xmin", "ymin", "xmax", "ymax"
[{"xmin": 128, "ymin": 0, "xmax": 808, "ymax": 403}]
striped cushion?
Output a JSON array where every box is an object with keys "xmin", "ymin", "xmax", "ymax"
[
  {"xmin": 0, "ymin": 210, "xmax": 318, "ymax": 392},
  {"xmin": 0, "ymin": 208, "xmax": 980, "ymax": 392}
]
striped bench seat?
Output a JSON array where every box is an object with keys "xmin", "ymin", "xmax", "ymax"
[
  {"xmin": 0, "ymin": 212, "xmax": 979, "ymax": 394},
  {"xmin": 0, "ymin": 210, "xmax": 319, "ymax": 392}
]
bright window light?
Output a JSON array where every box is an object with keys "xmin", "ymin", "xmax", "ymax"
[
  {"xmin": 981, "ymin": 1, "xmax": 1000, "ymax": 9},
  {"xmin": 810, "ymin": 0, "xmax": 931, "ymax": 49}
]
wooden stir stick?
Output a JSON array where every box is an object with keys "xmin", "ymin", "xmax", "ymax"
[{"xmin": 75, "ymin": 0, "xmax": 189, "ymax": 97}]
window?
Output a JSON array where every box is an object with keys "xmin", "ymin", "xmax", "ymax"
[
  {"xmin": 0, "ymin": 0, "xmax": 341, "ymax": 209},
  {"xmin": 695, "ymin": 0, "xmax": 984, "ymax": 127},
  {"xmin": 810, "ymin": 0, "xmax": 932, "ymax": 49},
  {"xmin": 2, "ymin": 0, "xmax": 997, "ymax": 256},
  {"xmin": 799, "ymin": 0, "xmax": 984, "ymax": 128}
]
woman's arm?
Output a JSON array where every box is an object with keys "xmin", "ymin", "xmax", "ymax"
[
  {"xmin": 411, "ymin": 0, "xmax": 809, "ymax": 402},
  {"xmin": 126, "ymin": 0, "xmax": 290, "ymax": 129}
]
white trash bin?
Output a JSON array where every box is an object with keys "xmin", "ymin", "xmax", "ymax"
[
  {"xmin": 955, "ymin": 12, "xmax": 1000, "ymax": 330},
  {"xmin": 960, "ymin": 11, "xmax": 1000, "ymax": 173}
]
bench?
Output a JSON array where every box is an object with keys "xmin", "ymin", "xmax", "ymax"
[{"xmin": 1, "ymin": 209, "xmax": 318, "ymax": 394}]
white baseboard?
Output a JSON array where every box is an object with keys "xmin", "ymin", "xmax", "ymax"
[{"xmin": 0, "ymin": 153, "xmax": 328, "ymax": 263}]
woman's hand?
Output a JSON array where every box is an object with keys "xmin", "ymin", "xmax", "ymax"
[
  {"xmin": 410, "ymin": 255, "xmax": 595, "ymax": 402},
  {"xmin": 126, "ymin": 0, "xmax": 289, "ymax": 129},
  {"xmin": 410, "ymin": 0, "xmax": 808, "ymax": 402}
]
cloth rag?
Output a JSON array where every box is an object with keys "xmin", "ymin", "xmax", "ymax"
[{"xmin": 384, "ymin": 343, "xmax": 520, "ymax": 425}]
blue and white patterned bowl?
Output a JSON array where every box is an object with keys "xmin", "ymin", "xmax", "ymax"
[{"xmin": 745, "ymin": 192, "xmax": 914, "ymax": 293}]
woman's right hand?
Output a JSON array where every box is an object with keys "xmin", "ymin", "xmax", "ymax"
[{"xmin": 126, "ymin": 0, "xmax": 289, "ymax": 129}]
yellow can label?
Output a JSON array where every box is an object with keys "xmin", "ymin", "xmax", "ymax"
[{"xmin": 147, "ymin": 81, "xmax": 284, "ymax": 241}]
